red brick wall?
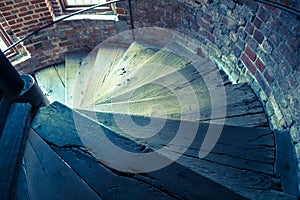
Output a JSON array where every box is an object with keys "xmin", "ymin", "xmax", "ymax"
[
  {"xmin": 0, "ymin": 12, "xmax": 12, "ymax": 37},
  {"xmin": 46, "ymin": 0, "xmax": 63, "ymax": 18},
  {"xmin": 0, "ymin": 11, "xmax": 25, "ymax": 55},
  {"xmin": 0, "ymin": 0, "xmax": 119, "ymax": 71},
  {"xmin": 13, "ymin": 19, "xmax": 117, "ymax": 73},
  {"xmin": 0, "ymin": 0, "xmax": 53, "ymax": 38}
]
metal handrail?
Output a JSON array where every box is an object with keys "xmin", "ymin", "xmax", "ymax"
[
  {"xmin": 4, "ymin": 0, "xmax": 298, "ymax": 54},
  {"xmin": 0, "ymin": 50, "xmax": 25, "ymax": 135},
  {"xmin": 0, "ymin": 51, "xmax": 24, "ymax": 97},
  {"xmin": 0, "ymin": 0, "xmax": 121, "ymax": 135},
  {"xmin": 3, "ymin": 0, "xmax": 121, "ymax": 53},
  {"xmin": 253, "ymin": 0, "xmax": 300, "ymax": 17}
]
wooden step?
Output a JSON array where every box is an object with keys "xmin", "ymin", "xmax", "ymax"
[
  {"xmin": 29, "ymin": 102, "xmax": 294, "ymax": 199},
  {"xmin": 23, "ymin": 128, "xmax": 101, "ymax": 200},
  {"xmin": 77, "ymin": 109, "xmax": 293, "ymax": 199},
  {"xmin": 97, "ymin": 51, "xmax": 190, "ymax": 103},
  {"xmin": 79, "ymin": 110, "xmax": 275, "ymax": 173},
  {"xmin": 73, "ymin": 42, "xmax": 130, "ymax": 108},
  {"xmin": 13, "ymin": 158, "xmax": 30, "ymax": 200},
  {"xmin": 98, "ymin": 61, "xmax": 229, "ymax": 104},
  {"xmin": 91, "ymin": 65, "xmax": 267, "ymax": 127},
  {"xmin": 65, "ymin": 51, "xmax": 88, "ymax": 107},
  {"xmin": 89, "ymin": 40, "xmax": 207, "ymax": 106},
  {"xmin": 91, "ymin": 42, "xmax": 160, "ymax": 105},
  {"xmin": 31, "ymin": 102, "xmax": 249, "ymax": 199},
  {"xmin": 34, "ymin": 63, "xmax": 65, "ymax": 104}
]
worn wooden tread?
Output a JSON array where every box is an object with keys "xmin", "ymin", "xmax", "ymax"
[
  {"xmin": 74, "ymin": 42, "xmax": 130, "ymax": 107},
  {"xmin": 35, "ymin": 63, "xmax": 65, "ymax": 104},
  {"xmin": 65, "ymin": 50, "xmax": 89, "ymax": 106},
  {"xmin": 28, "ymin": 102, "xmax": 288, "ymax": 199},
  {"xmin": 24, "ymin": 128, "xmax": 101, "ymax": 200},
  {"xmin": 91, "ymin": 83, "xmax": 267, "ymax": 127}
]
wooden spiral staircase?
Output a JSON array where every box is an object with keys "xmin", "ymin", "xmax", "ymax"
[{"xmin": 0, "ymin": 30, "xmax": 297, "ymax": 199}]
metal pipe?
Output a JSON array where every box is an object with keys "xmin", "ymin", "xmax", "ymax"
[
  {"xmin": 128, "ymin": 0, "xmax": 135, "ymax": 40},
  {"xmin": 3, "ymin": 0, "xmax": 121, "ymax": 53}
]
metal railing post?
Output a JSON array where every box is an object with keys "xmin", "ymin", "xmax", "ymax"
[
  {"xmin": 0, "ymin": 50, "xmax": 25, "ymax": 136},
  {"xmin": 0, "ymin": 51, "xmax": 24, "ymax": 99}
]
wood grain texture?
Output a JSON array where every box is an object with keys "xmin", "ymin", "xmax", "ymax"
[
  {"xmin": 30, "ymin": 102, "xmax": 286, "ymax": 199},
  {"xmin": 35, "ymin": 64, "xmax": 65, "ymax": 104},
  {"xmin": 31, "ymin": 102, "xmax": 246, "ymax": 199},
  {"xmin": 65, "ymin": 51, "xmax": 88, "ymax": 106},
  {"xmin": 24, "ymin": 129, "xmax": 102, "ymax": 200}
]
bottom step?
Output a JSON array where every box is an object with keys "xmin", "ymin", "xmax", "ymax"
[{"xmin": 20, "ymin": 102, "xmax": 294, "ymax": 199}]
